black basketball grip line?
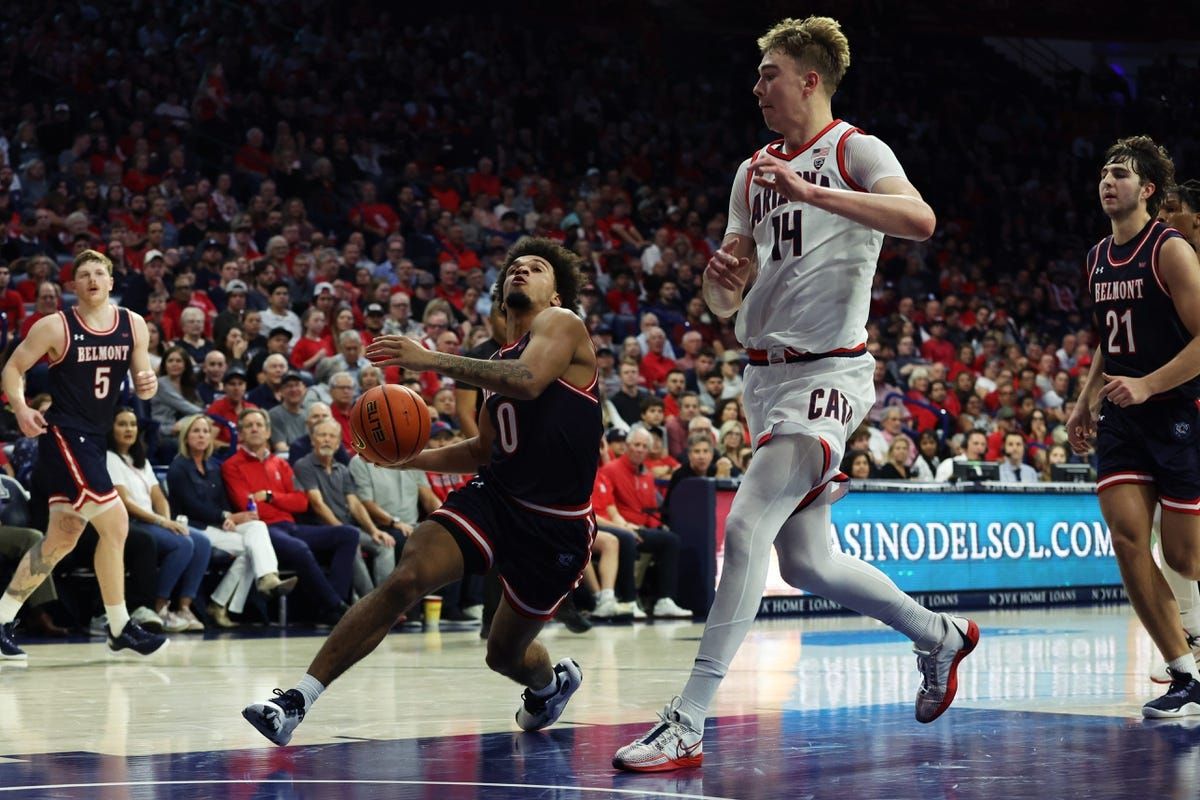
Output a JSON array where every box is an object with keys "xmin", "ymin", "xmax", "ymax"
[
  {"xmin": 401, "ymin": 386, "xmax": 427, "ymax": 463},
  {"xmin": 378, "ymin": 385, "xmax": 402, "ymax": 465}
]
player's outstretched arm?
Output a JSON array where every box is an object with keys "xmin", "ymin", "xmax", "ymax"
[
  {"xmin": 2, "ymin": 315, "xmax": 65, "ymax": 437},
  {"xmin": 1101, "ymin": 238, "xmax": 1200, "ymax": 407},
  {"xmin": 128, "ymin": 312, "xmax": 159, "ymax": 400},
  {"xmin": 366, "ymin": 308, "xmax": 587, "ymax": 401},
  {"xmin": 703, "ymin": 234, "xmax": 757, "ymax": 319},
  {"xmin": 402, "ymin": 411, "xmax": 495, "ymax": 474}
]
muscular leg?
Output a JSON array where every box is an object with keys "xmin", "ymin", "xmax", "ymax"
[
  {"xmin": 485, "ymin": 596, "xmax": 552, "ymax": 689},
  {"xmin": 0, "ymin": 510, "xmax": 88, "ymax": 620},
  {"xmin": 1103, "ymin": 484, "xmax": 1191, "ymax": 662},
  {"xmin": 306, "ymin": 520, "xmax": 464, "ymax": 686},
  {"xmin": 88, "ymin": 503, "xmax": 130, "ymax": 608}
]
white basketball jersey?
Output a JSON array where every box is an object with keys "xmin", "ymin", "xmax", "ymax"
[{"xmin": 726, "ymin": 119, "xmax": 907, "ymax": 353}]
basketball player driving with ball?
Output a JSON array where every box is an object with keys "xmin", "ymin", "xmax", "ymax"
[{"xmin": 243, "ymin": 237, "xmax": 601, "ymax": 745}]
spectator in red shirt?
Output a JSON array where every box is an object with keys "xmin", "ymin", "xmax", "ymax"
[
  {"xmin": 326, "ymin": 372, "xmax": 359, "ymax": 449},
  {"xmin": 0, "ymin": 262, "xmax": 25, "ymax": 332},
  {"xmin": 920, "ymin": 318, "xmax": 955, "ymax": 367},
  {"xmin": 437, "ymin": 224, "xmax": 482, "ymax": 271},
  {"xmin": 234, "ymin": 127, "xmax": 273, "ymax": 181},
  {"xmin": 605, "ymin": 270, "xmax": 639, "ymax": 317},
  {"xmin": 639, "ymin": 326, "xmax": 677, "ymax": 391},
  {"xmin": 467, "ymin": 156, "xmax": 501, "ymax": 199},
  {"xmin": 349, "ymin": 182, "xmax": 399, "ymax": 243},
  {"xmin": 206, "ymin": 366, "xmax": 257, "ymax": 445},
  {"xmin": 434, "ymin": 261, "xmax": 466, "ymax": 310},
  {"xmin": 20, "ymin": 281, "xmax": 60, "ymax": 339},
  {"xmin": 221, "ymin": 408, "xmax": 357, "ymax": 623},
  {"xmin": 597, "ymin": 428, "xmax": 690, "ymax": 618},
  {"xmin": 428, "ymin": 166, "xmax": 461, "ymax": 213}
]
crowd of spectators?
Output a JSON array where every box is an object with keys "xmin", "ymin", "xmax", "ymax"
[{"xmin": 0, "ymin": 4, "xmax": 1197, "ymax": 629}]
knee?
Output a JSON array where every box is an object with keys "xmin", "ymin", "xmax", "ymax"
[
  {"xmin": 1165, "ymin": 551, "xmax": 1200, "ymax": 581},
  {"xmin": 193, "ymin": 533, "xmax": 212, "ymax": 559},
  {"xmin": 1109, "ymin": 528, "xmax": 1145, "ymax": 560},
  {"xmin": 379, "ymin": 561, "xmax": 424, "ymax": 609},
  {"xmin": 338, "ymin": 526, "xmax": 360, "ymax": 545}
]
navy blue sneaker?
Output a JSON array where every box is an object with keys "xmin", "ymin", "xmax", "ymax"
[
  {"xmin": 0, "ymin": 622, "xmax": 27, "ymax": 661},
  {"xmin": 243, "ymin": 688, "xmax": 307, "ymax": 745},
  {"xmin": 1143, "ymin": 668, "xmax": 1200, "ymax": 719},
  {"xmin": 107, "ymin": 620, "xmax": 169, "ymax": 657}
]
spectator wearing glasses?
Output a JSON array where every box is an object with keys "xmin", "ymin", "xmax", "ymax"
[
  {"xmin": 325, "ymin": 372, "xmax": 358, "ymax": 449},
  {"xmin": 382, "ymin": 292, "xmax": 421, "ymax": 337},
  {"xmin": 373, "ymin": 234, "xmax": 407, "ymax": 285}
]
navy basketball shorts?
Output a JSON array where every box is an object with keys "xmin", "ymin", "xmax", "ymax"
[
  {"xmin": 1096, "ymin": 397, "xmax": 1200, "ymax": 511},
  {"xmin": 431, "ymin": 476, "xmax": 595, "ymax": 620},
  {"xmin": 34, "ymin": 425, "xmax": 120, "ymax": 519}
]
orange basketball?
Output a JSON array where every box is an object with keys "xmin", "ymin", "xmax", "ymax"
[{"xmin": 349, "ymin": 384, "xmax": 432, "ymax": 466}]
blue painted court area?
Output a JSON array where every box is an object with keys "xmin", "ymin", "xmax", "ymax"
[{"xmin": 1, "ymin": 706, "xmax": 1195, "ymax": 799}]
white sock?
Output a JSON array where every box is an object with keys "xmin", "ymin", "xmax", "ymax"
[
  {"xmin": 597, "ymin": 589, "xmax": 615, "ymax": 604},
  {"xmin": 295, "ymin": 674, "xmax": 326, "ymax": 711},
  {"xmin": 1167, "ymin": 653, "xmax": 1200, "ymax": 681},
  {"xmin": 106, "ymin": 604, "xmax": 130, "ymax": 637},
  {"xmin": 0, "ymin": 593, "xmax": 23, "ymax": 625},
  {"xmin": 530, "ymin": 671, "xmax": 559, "ymax": 698}
]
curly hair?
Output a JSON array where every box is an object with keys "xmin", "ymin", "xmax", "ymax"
[
  {"xmin": 499, "ymin": 236, "xmax": 582, "ymax": 315},
  {"xmin": 1103, "ymin": 135, "xmax": 1175, "ymax": 217},
  {"xmin": 757, "ymin": 16, "xmax": 851, "ymax": 92},
  {"xmin": 1169, "ymin": 179, "xmax": 1200, "ymax": 213}
]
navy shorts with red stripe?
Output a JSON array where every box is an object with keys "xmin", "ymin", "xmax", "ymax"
[
  {"xmin": 431, "ymin": 475, "xmax": 594, "ymax": 620},
  {"xmin": 34, "ymin": 425, "xmax": 118, "ymax": 513},
  {"xmin": 1096, "ymin": 396, "xmax": 1200, "ymax": 505}
]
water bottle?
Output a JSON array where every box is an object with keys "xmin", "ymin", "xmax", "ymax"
[{"xmin": 247, "ymin": 494, "xmax": 257, "ymax": 514}]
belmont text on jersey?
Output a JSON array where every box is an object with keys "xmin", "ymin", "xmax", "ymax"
[
  {"xmin": 481, "ymin": 332, "xmax": 602, "ymax": 510},
  {"xmin": 75, "ymin": 344, "xmax": 131, "ymax": 363},
  {"xmin": 46, "ymin": 306, "xmax": 136, "ymax": 435},
  {"xmin": 1093, "ymin": 278, "xmax": 1145, "ymax": 303}
]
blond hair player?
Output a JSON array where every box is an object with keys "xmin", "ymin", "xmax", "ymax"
[{"xmin": 614, "ymin": 17, "xmax": 979, "ymax": 771}]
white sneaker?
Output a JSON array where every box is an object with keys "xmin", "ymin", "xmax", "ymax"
[
  {"xmin": 130, "ymin": 606, "xmax": 165, "ymax": 634},
  {"xmin": 619, "ymin": 601, "xmax": 647, "ymax": 620},
  {"xmin": 1150, "ymin": 633, "xmax": 1200, "ymax": 684},
  {"xmin": 592, "ymin": 597, "xmax": 620, "ymax": 619},
  {"xmin": 652, "ymin": 598, "xmax": 692, "ymax": 619},
  {"xmin": 462, "ymin": 604, "xmax": 483, "ymax": 620},
  {"xmin": 613, "ymin": 698, "xmax": 703, "ymax": 772},
  {"xmin": 243, "ymin": 688, "xmax": 307, "ymax": 746},
  {"xmin": 89, "ymin": 615, "xmax": 109, "ymax": 637},
  {"xmin": 914, "ymin": 614, "xmax": 980, "ymax": 723},
  {"xmin": 515, "ymin": 658, "xmax": 582, "ymax": 732},
  {"xmin": 160, "ymin": 611, "xmax": 190, "ymax": 633}
]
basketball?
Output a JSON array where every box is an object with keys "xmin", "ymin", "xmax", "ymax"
[{"xmin": 349, "ymin": 384, "xmax": 432, "ymax": 466}]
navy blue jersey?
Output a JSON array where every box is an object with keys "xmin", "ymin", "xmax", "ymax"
[
  {"xmin": 46, "ymin": 306, "xmax": 135, "ymax": 434},
  {"xmin": 480, "ymin": 332, "xmax": 602, "ymax": 509},
  {"xmin": 1087, "ymin": 220, "xmax": 1200, "ymax": 400}
]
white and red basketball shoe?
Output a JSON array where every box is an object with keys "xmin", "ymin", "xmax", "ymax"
[
  {"xmin": 914, "ymin": 614, "xmax": 980, "ymax": 723},
  {"xmin": 612, "ymin": 698, "xmax": 703, "ymax": 772}
]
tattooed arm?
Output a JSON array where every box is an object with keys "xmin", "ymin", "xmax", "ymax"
[{"xmin": 366, "ymin": 307, "xmax": 590, "ymax": 401}]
